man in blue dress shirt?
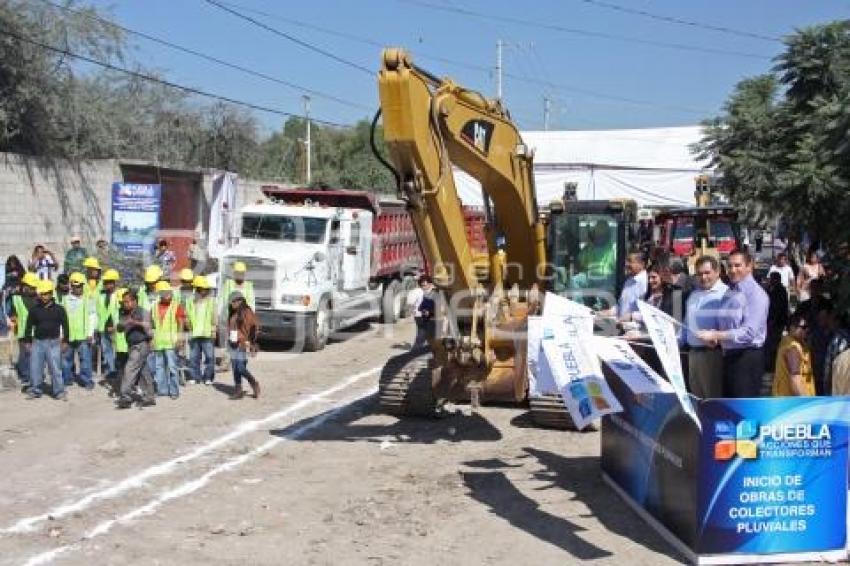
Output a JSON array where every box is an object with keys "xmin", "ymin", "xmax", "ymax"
[
  {"xmin": 697, "ymin": 249, "xmax": 769, "ymax": 398},
  {"xmin": 618, "ymin": 251, "xmax": 647, "ymax": 323},
  {"xmin": 682, "ymin": 256, "xmax": 727, "ymax": 398}
]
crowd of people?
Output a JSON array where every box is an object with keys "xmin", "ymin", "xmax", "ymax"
[
  {"xmin": 618, "ymin": 247, "xmax": 850, "ymax": 399},
  {"xmin": 2, "ymin": 236, "xmax": 260, "ymax": 405}
]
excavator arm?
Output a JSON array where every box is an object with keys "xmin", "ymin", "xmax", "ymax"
[
  {"xmin": 378, "ymin": 48, "xmax": 546, "ymax": 296},
  {"xmin": 376, "ymin": 48, "xmax": 546, "ymax": 411}
]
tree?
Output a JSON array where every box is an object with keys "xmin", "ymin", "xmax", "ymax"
[
  {"xmin": 695, "ymin": 21, "xmax": 850, "ymax": 246},
  {"xmin": 0, "ymin": 0, "xmax": 124, "ymax": 156},
  {"xmin": 696, "ymin": 20, "xmax": 850, "ymax": 311}
]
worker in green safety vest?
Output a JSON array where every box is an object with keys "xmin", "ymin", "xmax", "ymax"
[
  {"xmin": 138, "ymin": 265, "xmax": 162, "ymax": 311},
  {"xmin": 10, "ymin": 272, "xmax": 39, "ymax": 388},
  {"xmin": 577, "ymin": 220, "xmax": 617, "ymax": 292},
  {"xmin": 97, "ymin": 269, "xmax": 121, "ymax": 378},
  {"xmin": 83, "ymin": 256, "xmax": 103, "ymax": 297},
  {"xmin": 109, "ymin": 287, "xmax": 130, "ymax": 394},
  {"xmin": 176, "ymin": 268, "xmax": 195, "ymax": 308},
  {"xmin": 62, "ymin": 272, "xmax": 97, "ymax": 389},
  {"xmin": 221, "ymin": 261, "xmax": 255, "ymax": 311},
  {"xmin": 187, "ymin": 275, "xmax": 216, "ymax": 385},
  {"xmin": 151, "ymin": 280, "xmax": 186, "ymax": 399}
]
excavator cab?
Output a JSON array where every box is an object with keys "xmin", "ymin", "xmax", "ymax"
[{"xmin": 546, "ymin": 199, "xmax": 637, "ymax": 312}]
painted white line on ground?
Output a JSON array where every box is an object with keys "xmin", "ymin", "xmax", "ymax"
[
  {"xmin": 21, "ymin": 384, "xmax": 378, "ymax": 566},
  {"xmin": 2, "ymin": 365, "xmax": 382, "ymax": 535}
]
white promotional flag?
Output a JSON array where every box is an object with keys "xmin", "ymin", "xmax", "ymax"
[
  {"xmin": 529, "ymin": 304, "xmax": 594, "ymax": 396},
  {"xmin": 208, "ymin": 172, "xmax": 238, "ymax": 259},
  {"xmin": 539, "ymin": 319, "xmax": 622, "ymax": 429},
  {"xmin": 637, "ymin": 300, "xmax": 700, "ymax": 428},
  {"xmin": 593, "ymin": 337, "xmax": 675, "ymax": 395}
]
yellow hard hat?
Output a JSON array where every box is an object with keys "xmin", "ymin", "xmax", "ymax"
[
  {"xmin": 154, "ymin": 280, "xmax": 172, "ymax": 293},
  {"xmin": 179, "ymin": 268, "xmax": 194, "ymax": 281},
  {"xmin": 192, "ymin": 275, "xmax": 210, "ymax": 289},
  {"xmin": 103, "ymin": 269, "xmax": 120, "ymax": 282},
  {"xmin": 37, "ymin": 280, "xmax": 55, "ymax": 294},
  {"xmin": 22, "ymin": 273, "xmax": 39, "ymax": 287},
  {"xmin": 83, "ymin": 257, "xmax": 101, "ymax": 270},
  {"xmin": 144, "ymin": 265, "xmax": 163, "ymax": 283},
  {"xmin": 69, "ymin": 272, "xmax": 86, "ymax": 285},
  {"xmin": 233, "ymin": 261, "xmax": 247, "ymax": 273},
  {"xmin": 115, "ymin": 287, "xmax": 129, "ymax": 300}
]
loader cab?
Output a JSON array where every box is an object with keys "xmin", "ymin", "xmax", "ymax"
[{"xmin": 546, "ymin": 199, "xmax": 637, "ymax": 311}]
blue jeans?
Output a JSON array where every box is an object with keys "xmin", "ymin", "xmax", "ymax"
[
  {"xmin": 17, "ymin": 342, "xmax": 31, "ymax": 385},
  {"xmin": 100, "ymin": 332, "xmax": 116, "ymax": 375},
  {"xmin": 30, "ymin": 339, "xmax": 63, "ymax": 397},
  {"xmin": 62, "ymin": 340, "xmax": 93, "ymax": 387},
  {"xmin": 154, "ymin": 349, "xmax": 180, "ymax": 397},
  {"xmin": 229, "ymin": 347, "xmax": 254, "ymax": 387},
  {"xmin": 190, "ymin": 338, "xmax": 215, "ymax": 383}
]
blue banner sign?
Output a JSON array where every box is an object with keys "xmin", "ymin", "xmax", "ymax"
[
  {"xmin": 698, "ymin": 397, "xmax": 848, "ymax": 555},
  {"xmin": 601, "ymin": 360, "xmax": 849, "ymax": 562},
  {"xmin": 111, "ymin": 183, "xmax": 161, "ymax": 253}
]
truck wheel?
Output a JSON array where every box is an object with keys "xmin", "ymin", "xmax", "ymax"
[
  {"xmin": 305, "ymin": 299, "xmax": 330, "ymax": 352},
  {"xmin": 381, "ymin": 280, "xmax": 402, "ymax": 324},
  {"xmin": 398, "ymin": 276, "xmax": 416, "ymax": 319}
]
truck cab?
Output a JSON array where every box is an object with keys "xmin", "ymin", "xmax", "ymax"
[
  {"xmin": 656, "ymin": 205, "xmax": 741, "ymax": 270},
  {"xmin": 220, "ymin": 188, "xmax": 421, "ymax": 351}
]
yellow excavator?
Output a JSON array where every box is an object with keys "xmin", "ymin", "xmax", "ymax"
[{"xmin": 372, "ymin": 48, "xmax": 633, "ymax": 419}]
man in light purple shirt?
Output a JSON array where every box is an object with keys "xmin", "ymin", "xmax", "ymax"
[{"xmin": 697, "ymin": 249, "xmax": 769, "ymax": 398}]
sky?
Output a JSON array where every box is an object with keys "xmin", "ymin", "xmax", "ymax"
[{"xmin": 82, "ymin": 0, "xmax": 849, "ymax": 133}]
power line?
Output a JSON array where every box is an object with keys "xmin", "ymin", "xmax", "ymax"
[
  {"xmin": 210, "ymin": 3, "xmax": 710, "ymax": 116},
  {"xmin": 502, "ymin": 70, "xmax": 705, "ymax": 115},
  {"xmin": 35, "ymin": 0, "xmax": 371, "ymax": 111},
  {"xmin": 201, "ymin": 0, "xmax": 374, "ymax": 76},
  {"xmin": 575, "ymin": 0, "xmax": 782, "ymax": 43},
  {"xmin": 398, "ymin": 0, "xmax": 773, "ymax": 60},
  {"xmin": 218, "ymin": 0, "xmax": 492, "ymax": 77},
  {"xmin": 0, "ymin": 26, "xmax": 352, "ymax": 128}
]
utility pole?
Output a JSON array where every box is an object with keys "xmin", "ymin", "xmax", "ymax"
[
  {"xmin": 495, "ymin": 39, "xmax": 503, "ymax": 102},
  {"xmin": 303, "ymin": 95, "xmax": 311, "ymax": 185},
  {"xmin": 543, "ymin": 96, "xmax": 551, "ymax": 130}
]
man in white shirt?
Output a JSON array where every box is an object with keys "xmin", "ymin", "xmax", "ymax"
[
  {"xmin": 618, "ymin": 252, "xmax": 647, "ymax": 322},
  {"xmin": 405, "ymin": 275, "xmax": 436, "ymax": 350},
  {"xmin": 682, "ymin": 256, "xmax": 728, "ymax": 398},
  {"xmin": 767, "ymin": 253, "xmax": 795, "ymax": 294}
]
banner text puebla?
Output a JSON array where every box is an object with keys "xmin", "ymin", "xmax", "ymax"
[
  {"xmin": 111, "ymin": 182, "xmax": 161, "ymax": 253},
  {"xmin": 697, "ymin": 397, "xmax": 849, "ymax": 555}
]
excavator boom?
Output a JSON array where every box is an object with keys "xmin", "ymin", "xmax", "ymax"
[
  {"xmin": 378, "ymin": 48, "xmax": 546, "ymax": 294},
  {"xmin": 376, "ymin": 48, "xmax": 546, "ymax": 412}
]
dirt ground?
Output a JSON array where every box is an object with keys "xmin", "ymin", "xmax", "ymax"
[{"xmin": 0, "ymin": 320, "xmax": 685, "ymax": 566}]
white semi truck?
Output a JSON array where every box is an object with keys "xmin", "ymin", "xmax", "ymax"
[{"xmin": 219, "ymin": 187, "xmax": 423, "ymax": 351}]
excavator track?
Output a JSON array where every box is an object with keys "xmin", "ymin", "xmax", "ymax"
[
  {"xmin": 529, "ymin": 393, "xmax": 601, "ymax": 431},
  {"xmin": 529, "ymin": 393, "xmax": 576, "ymax": 430},
  {"xmin": 378, "ymin": 349, "xmax": 437, "ymax": 417}
]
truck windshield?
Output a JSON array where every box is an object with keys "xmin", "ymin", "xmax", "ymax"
[{"xmin": 241, "ymin": 214, "xmax": 328, "ymax": 243}]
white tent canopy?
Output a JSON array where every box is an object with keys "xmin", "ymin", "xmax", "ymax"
[{"xmin": 454, "ymin": 126, "xmax": 710, "ymax": 208}]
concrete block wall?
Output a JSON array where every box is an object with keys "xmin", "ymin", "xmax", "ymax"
[
  {"xmin": 0, "ymin": 153, "xmax": 292, "ymax": 269},
  {"xmin": 0, "ymin": 153, "xmax": 119, "ymax": 263}
]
